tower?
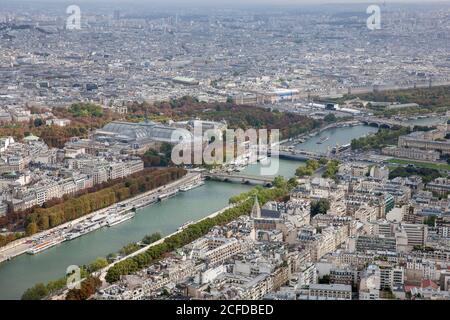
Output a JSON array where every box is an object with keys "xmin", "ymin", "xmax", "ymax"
[{"xmin": 251, "ymin": 195, "xmax": 261, "ymax": 219}]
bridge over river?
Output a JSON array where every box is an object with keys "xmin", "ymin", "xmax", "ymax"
[
  {"xmin": 203, "ymin": 172, "xmax": 274, "ymax": 187},
  {"xmin": 358, "ymin": 117, "xmax": 407, "ymax": 129}
]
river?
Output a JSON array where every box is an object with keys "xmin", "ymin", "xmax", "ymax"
[
  {"xmin": 295, "ymin": 125, "xmax": 378, "ymax": 153},
  {"xmin": 0, "ymin": 123, "xmax": 381, "ymax": 300},
  {"xmin": 404, "ymin": 115, "xmax": 447, "ymax": 126},
  {"xmin": 0, "ymin": 182, "xmax": 253, "ymax": 300}
]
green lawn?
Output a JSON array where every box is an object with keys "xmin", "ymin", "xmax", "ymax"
[{"xmin": 387, "ymin": 158, "xmax": 450, "ymax": 171}]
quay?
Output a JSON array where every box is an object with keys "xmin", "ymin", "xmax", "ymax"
[
  {"xmin": 0, "ymin": 172, "xmax": 202, "ymax": 264},
  {"xmin": 203, "ymin": 172, "xmax": 274, "ymax": 187}
]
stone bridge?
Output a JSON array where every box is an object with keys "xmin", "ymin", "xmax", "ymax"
[
  {"xmin": 203, "ymin": 172, "xmax": 274, "ymax": 187},
  {"xmin": 359, "ymin": 117, "xmax": 406, "ymax": 129}
]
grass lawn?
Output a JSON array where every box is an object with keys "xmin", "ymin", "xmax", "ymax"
[{"xmin": 387, "ymin": 158, "xmax": 450, "ymax": 171}]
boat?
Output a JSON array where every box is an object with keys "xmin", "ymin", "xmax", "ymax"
[
  {"xmin": 106, "ymin": 212, "xmax": 136, "ymax": 227},
  {"xmin": 137, "ymin": 197, "xmax": 158, "ymax": 208},
  {"xmin": 158, "ymin": 189, "xmax": 179, "ymax": 201},
  {"xmin": 90, "ymin": 213, "xmax": 106, "ymax": 222},
  {"xmin": 27, "ymin": 238, "xmax": 64, "ymax": 255},
  {"xmin": 257, "ymin": 155, "xmax": 268, "ymax": 162},
  {"xmin": 178, "ymin": 221, "xmax": 194, "ymax": 231},
  {"xmin": 65, "ymin": 231, "xmax": 83, "ymax": 241},
  {"xmin": 180, "ymin": 181, "xmax": 205, "ymax": 192},
  {"xmin": 317, "ymin": 136, "xmax": 329, "ymax": 144},
  {"xmin": 84, "ymin": 221, "xmax": 103, "ymax": 232}
]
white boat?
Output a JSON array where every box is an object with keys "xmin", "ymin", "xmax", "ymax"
[
  {"xmin": 84, "ymin": 221, "xmax": 102, "ymax": 232},
  {"xmin": 65, "ymin": 232, "xmax": 82, "ymax": 241},
  {"xmin": 106, "ymin": 212, "xmax": 135, "ymax": 227},
  {"xmin": 178, "ymin": 221, "xmax": 194, "ymax": 231},
  {"xmin": 90, "ymin": 214, "xmax": 106, "ymax": 222},
  {"xmin": 180, "ymin": 181, "xmax": 205, "ymax": 192},
  {"xmin": 27, "ymin": 238, "xmax": 64, "ymax": 255},
  {"xmin": 158, "ymin": 189, "xmax": 179, "ymax": 201},
  {"xmin": 137, "ymin": 197, "xmax": 158, "ymax": 208},
  {"xmin": 317, "ymin": 136, "xmax": 329, "ymax": 144}
]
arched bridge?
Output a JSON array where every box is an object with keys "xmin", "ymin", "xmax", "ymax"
[
  {"xmin": 203, "ymin": 172, "xmax": 274, "ymax": 187},
  {"xmin": 274, "ymin": 148, "xmax": 322, "ymax": 160},
  {"xmin": 359, "ymin": 117, "xmax": 406, "ymax": 129}
]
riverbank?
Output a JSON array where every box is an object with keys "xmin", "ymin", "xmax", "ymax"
[
  {"xmin": 0, "ymin": 180, "xmax": 253, "ymax": 300},
  {"xmin": 0, "ymin": 123, "xmax": 389, "ymax": 300},
  {"xmin": 0, "ymin": 172, "xmax": 201, "ymax": 264},
  {"xmin": 50, "ymin": 201, "xmax": 239, "ymax": 300}
]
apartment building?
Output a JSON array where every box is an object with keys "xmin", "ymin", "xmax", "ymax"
[
  {"xmin": 382, "ymin": 146, "xmax": 440, "ymax": 162},
  {"xmin": 308, "ymin": 284, "xmax": 352, "ymax": 300}
]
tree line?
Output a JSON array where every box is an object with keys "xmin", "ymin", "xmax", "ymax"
[
  {"xmin": 21, "ymin": 232, "xmax": 162, "ymax": 300},
  {"xmin": 104, "ymin": 180, "xmax": 293, "ymax": 284},
  {"xmin": 351, "ymin": 127, "xmax": 410, "ymax": 151},
  {"xmin": 23, "ymin": 168, "xmax": 186, "ymax": 235},
  {"xmin": 126, "ymin": 97, "xmax": 322, "ymax": 140}
]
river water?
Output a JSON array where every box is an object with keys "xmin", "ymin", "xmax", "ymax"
[
  {"xmin": 0, "ymin": 123, "xmax": 399, "ymax": 299},
  {"xmin": 0, "ymin": 182, "xmax": 252, "ymax": 300},
  {"xmin": 295, "ymin": 125, "xmax": 378, "ymax": 153}
]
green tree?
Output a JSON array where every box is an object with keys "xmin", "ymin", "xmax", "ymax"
[
  {"xmin": 310, "ymin": 199, "xmax": 331, "ymax": 217},
  {"xmin": 324, "ymin": 113, "xmax": 337, "ymax": 123},
  {"xmin": 34, "ymin": 118, "xmax": 44, "ymax": 127},
  {"xmin": 26, "ymin": 222, "xmax": 39, "ymax": 235},
  {"xmin": 142, "ymin": 232, "xmax": 162, "ymax": 245},
  {"xmin": 273, "ymin": 176, "xmax": 288, "ymax": 189},
  {"xmin": 319, "ymin": 157, "xmax": 329, "ymax": 165},
  {"xmin": 88, "ymin": 257, "xmax": 108, "ymax": 273},
  {"xmin": 21, "ymin": 283, "xmax": 48, "ymax": 300}
]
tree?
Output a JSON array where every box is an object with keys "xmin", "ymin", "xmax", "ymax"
[
  {"xmin": 319, "ymin": 157, "xmax": 329, "ymax": 165},
  {"xmin": 287, "ymin": 177, "xmax": 298, "ymax": 189},
  {"xmin": 66, "ymin": 277, "xmax": 102, "ymax": 300},
  {"xmin": 310, "ymin": 199, "xmax": 331, "ymax": 217},
  {"xmin": 34, "ymin": 118, "xmax": 44, "ymax": 127},
  {"xmin": 324, "ymin": 113, "xmax": 337, "ymax": 123},
  {"xmin": 296, "ymin": 166, "xmax": 313, "ymax": 177},
  {"xmin": 142, "ymin": 232, "xmax": 162, "ymax": 245},
  {"xmin": 318, "ymin": 275, "xmax": 330, "ymax": 284},
  {"xmin": 296, "ymin": 160, "xmax": 320, "ymax": 177},
  {"xmin": 306, "ymin": 160, "xmax": 320, "ymax": 171},
  {"xmin": 88, "ymin": 257, "xmax": 108, "ymax": 273},
  {"xmin": 423, "ymin": 216, "xmax": 436, "ymax": 227},
  {"xmin": 21, "ymin": 283, "xmax": 48, "ymax": 300},
  {"xmin": 273, "ymin": 176, "xmax": 288, "ymax": 189},
  {"xmin": 322, "ymin": 160, "xmax": 340, "ymax": 180},
  {"xmin": 26, "ymin": 222, "xmax": 39, "ymax": 235}
]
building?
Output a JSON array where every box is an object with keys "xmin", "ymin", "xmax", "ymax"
[
  {"xmin": 355, "ymin": 235, "xmax": 397, "ymax": 253},
  {"xmin": 380, "ymin": 266, "xmax": 405, "ymax": 290},
  {"xmin": 398, "ymin": 132, "xmax": 450, "ymax": 155},
  {"xmin": 426, "ymin": 178, "xmax": 450, "ymax": 197},
  {"xmin": 370, "ymin": 165, "xmax": 389, "ymax": 181},
  {"xmin": 401, "ymin": 223, "xmax": 428, "ymax": 247},
  {"xmin": 359, "ymin": 265, "xmax": 381, "ymax": 300},
  {"xmin": 307, "ymin": 284, "xmax": 352, "ymax": 300},
  {"xmin": 382, "ymin": 146, "xmax": 440, "ymax": 162}
]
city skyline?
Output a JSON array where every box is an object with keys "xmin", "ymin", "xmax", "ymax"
[{"xmin": 0, "ymin": 0, "xmax": 449, "ymax": 305}]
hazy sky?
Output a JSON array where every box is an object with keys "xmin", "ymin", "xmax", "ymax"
[
  {"xmin": 2, "ymin": 0, "xmax": 449, "ymax": 11},
  {"xmin": 6, "ymin": 0, "xmax": 450, "ymax": 3}
]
